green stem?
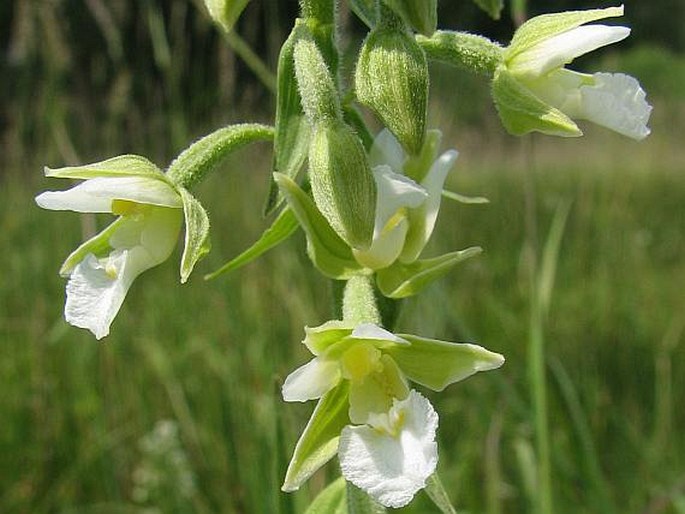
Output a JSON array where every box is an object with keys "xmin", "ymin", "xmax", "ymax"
[
  {"xmin": 529, "ymin": 295, "xmax": 552, "ymax": 514},
  {"xmin": 342, "ymin": 275, "xmax": 381, "ymax": 325}
]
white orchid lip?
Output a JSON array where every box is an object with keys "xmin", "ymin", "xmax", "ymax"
[{"xmin": 338, "ymin": 390, "xmax": 438, "ymax": 508}]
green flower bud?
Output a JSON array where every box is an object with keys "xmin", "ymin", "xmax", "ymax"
[
  {"xmin": 355, "ymin": 11, "xmax": 428, "ymax": 155},
  {"xmin": 309, "ymin": 120, "xmax": 376, "ymax": 250}
]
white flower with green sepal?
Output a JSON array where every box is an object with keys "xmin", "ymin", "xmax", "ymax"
[
  {"xmin": 36, "ymin": 155, "xmax": 210, "ymax": 339},
  {"xmin": 493, "ymin": 5, "xmax": 651, "ymax": 139}
]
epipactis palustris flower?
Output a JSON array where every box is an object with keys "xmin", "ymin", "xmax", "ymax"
[
  {"xmin": 36, "ymin": 155, "xmax": 208, "ymax": 339},
  {"xmin": 493, "ymin": 5, "xmax": 651, "ymax": 139},
  {"xmin": 281, "ymin": 321, "xmax": 504, "ymax": 507}
]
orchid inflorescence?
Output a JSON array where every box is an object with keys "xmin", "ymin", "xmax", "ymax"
[{"xmin": 36, "ymin": 1, "xmax": 650, "ymax": 511}]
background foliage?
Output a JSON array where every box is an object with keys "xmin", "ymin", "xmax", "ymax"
[{"xmin": 1, "ymin": 1, "xmax": 684, "ymax": 513}]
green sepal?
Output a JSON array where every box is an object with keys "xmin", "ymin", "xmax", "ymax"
[
  {"xmin": 424, "ymin": 473, "xmax": 457, "ymax": 514},
  {"xmin": 472, "ymin": 0, "xmax": 504, "ymax": 20},
  {"xmin": 355, "ymin": 21, "xmax": 428, "ymax": 155},
  {"xmin": 265, "ymin": 26, "xmax": 311, "ymax": 216},
  {"xmin": 416, "ymin": 31, "xmax": 503, "ymax": 77},
  {"xmin": 203, "ymin": 0, "xmax": 251, "ymax": 33},
  {"xmin": 44, "ymin": 155, "xmax": 163, "ymax": 180},
  {"xmin": 492, "ymin": 67, "xmax": 582, "ymax": 137},
  {"xmin": 304, "ymin": 320, "xmax": 354, "ymax": 355},
  {"xmin": 274, "ymin": 173, "xmax": 364, "ymax": 280},
  {"xmin": 350, "ymin": 0, "xmax": 377, "ymax": 28},
  {"xmin": 282, "ymin": 382, "xmax": 351, "ymax": 492},
  {"xmin": 58, "ymin": 218, "xmax": 124, "ymax": 276},
  {"xmin": 385, "ymin": 334, "xmax": 504, "ymax": 392},
  {"xmin": 507, "ymin": 6, "xmax": 624, "ymax": 62},
  {"xmin": 166, "ymin": 124, "xmax": 274, "ymax": 190},
  {"xmin": 179, "ymin": 187, "xmax": 211, "ymax": 283},
  {"xmin": 205, "ymin": 207, "xmax": 299, "ymax": 280},
  {"xmin": 384, "ymin": 0, "xmax": 437, "ymax": 36},
  {"xmin": 304, "ymin": 477, "xmax": 348, "ymax": 514},
  {"xmin": 376, "ymin": 247, "xmax": 482, "ymax": 298}
]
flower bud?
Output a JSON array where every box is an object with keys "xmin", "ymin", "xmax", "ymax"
[
  {"xmin": 308, "ymin": 120, "xmax": 376, "ymax": 250},
  {"xmin": 355, "ymin": 13, "xmax": 428, "ymax": 155}
]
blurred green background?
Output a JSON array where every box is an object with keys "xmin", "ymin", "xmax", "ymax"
[{"xmin": 1, "ymin": 1, "xmax": 684, "ymax": 513}]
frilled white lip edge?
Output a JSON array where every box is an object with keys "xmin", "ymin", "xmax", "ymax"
[{"xmin": 338, "ymin": 390, "xmax": 438, "ymax": 508}]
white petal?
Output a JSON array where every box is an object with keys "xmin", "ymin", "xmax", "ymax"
[
  {"xmin": 577, "ymin": 72, "xmax": 652, "ymax": 140},
  {"xmin": 64, "ymin": 250, "xmax": 137, "ymax": 339},
  {"xmin": 400, "ymin": 149, "xmax": 458, "ymax": 263},
  {"xmin": 351, "ymin": 323, "xmax": 408, "ymax": 345},
  {"xmin": 372, "ymin": 165, "xmax": 427, "ymax": 240},
  {"xmin": 282, "ymin": 358, "xmax": 341, "ymax": 402},
  {"xmin": 338, "ymin": 391, "xmax": 439, "ymax": 508},
  {"xmin": 35, "ymin": 176, "xmax": 181, "ymax": 213},
  {"xmin": 511, "ymin": 25, "xmax": 630, "ymax": 78},
  {"xmin": 369, "ymin": 129, "xmax": 406, "ymax": 171}
]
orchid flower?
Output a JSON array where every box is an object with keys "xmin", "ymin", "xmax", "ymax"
[
  {"xmin": 353, "ymin": 128, "xmax": 458, "ymax": 270},
  {"xmin": 281, "ymin": 321, "xmax": 504, "ymax": 507},
  {"xmin": 493, "ymin": 5, "xmax": 651, "ymax": 139},
  {"xmin": 35, "ymin": 155, "xmax": 209, "ymax": 339}
]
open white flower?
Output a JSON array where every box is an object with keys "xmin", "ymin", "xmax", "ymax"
[
  {"xmin": 36, "ymin": 155, "xmax": 209, "ymax": 339},
  {"xmin": 353, "ymin": 129, "xmax": 458, "ymax": 270},
  {"xmin": 339, "ymin": 390, "xmax": 438, "ymax": 508},
  {"xmin": 493, "ymin": 5, "xmax": 651, "ymax": 139},
  {"xmin": 281, "ymin": 320, "xmax": 504, "ymax": 506}
]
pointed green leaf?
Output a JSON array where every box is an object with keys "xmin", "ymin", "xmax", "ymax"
[
  {"xmin": 45, "ymin": 155, "xmax": 163, "ymax": 180},
  {"xmin": 424, "ymin": 474, "xmax": 457, "ymax": 514},
  {"xmin": 377, "ymin": 247, "xmax": 482, "ymax": 299},
  {"xmin": 472, "ymin": 0, "xmax": 504, "ymax": 20},
  {"xmin": 282, "ymin": 382, "xmax": 350, "ymax": 492},
  {"xmin": 492, "ymin": 67, "xmax": 582, "ymax": 137},
  {"xmin": 265, "ymin": 26, "xmax": 312, "ymax": 216},
  {"xmin": 166, "ymin": 123, "xmax": 274, "ymax": 189},
  {"xmin": 304, "ymin": 477, "xmax": 348, "ymax": 514},
  {"xmin": 205, "ymin": 207, "xmax": 299, "ymax": 280},
  {"xmin": 442, "ymin": 189, "xmax": 489, "ymax": 204},
  {"xmin": 386, "ymin": 335, "xmax": 504, "ymax": 391},
  {"xmin": 507, "ymin": 6, "xmax": 624, "ymax": 61},
  {"xmin": 179, "ymin": 188, "xmax": 211, "ymax": 283},
  {"xmin": 274, "ymin": 173, "xmax": 364, "ymax": 280},
  {"xmin": 204, "ymin": 0, "xmax": 251, "ymax": 33}
]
